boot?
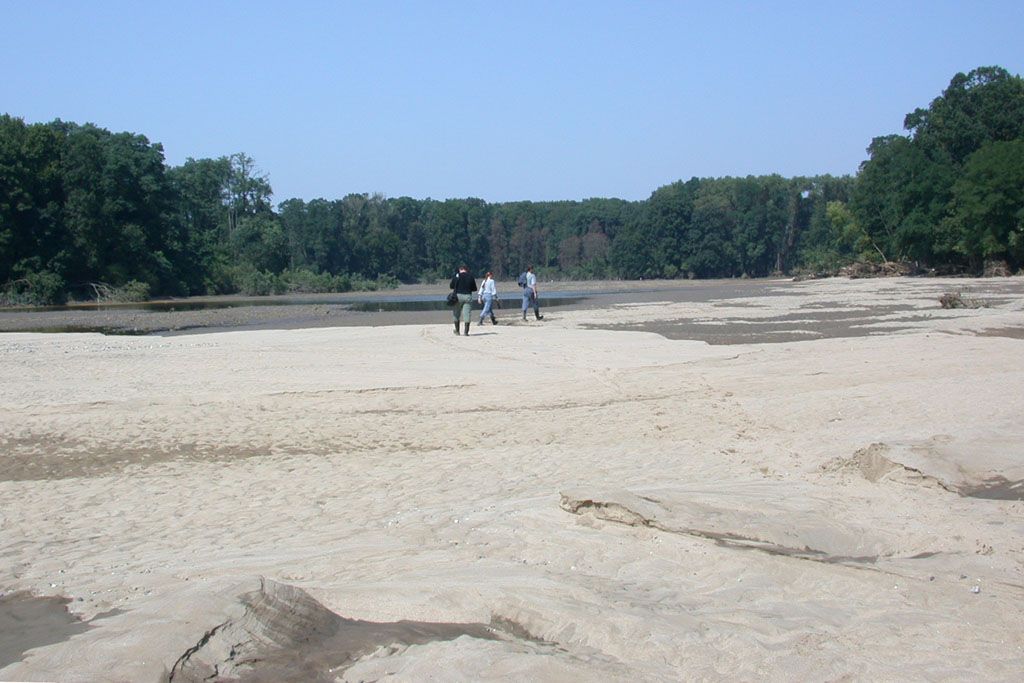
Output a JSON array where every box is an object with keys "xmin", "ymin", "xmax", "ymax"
[
  {"xmin": 522, "ymin": 312, "xmax": 527, "ymax": 321},
  {"xmin": 535, "ymin": 311, "xmax": 544, "ymax": 320},
  {"xmin": 453, "ymin": 321, "xmax": 460, "ymax": 335},
  {"xmin": 463, "ymin": 322, "xmax": 470, "ymax": 336},
  {"xmin": 491, "ymin": 315, "xmax": 498, "ymax": 325}
]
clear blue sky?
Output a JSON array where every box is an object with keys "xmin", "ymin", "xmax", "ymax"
[{"xmin": 4, "ymin": 1, "xmax": 1023, "ymax": 204}]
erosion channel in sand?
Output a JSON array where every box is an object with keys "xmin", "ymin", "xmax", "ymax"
[{"xmin": 1, "ymin": 276, "xmax": 1023, "ymax": 680}]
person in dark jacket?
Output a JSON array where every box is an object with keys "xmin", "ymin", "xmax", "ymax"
[{"xmin": 449, "ymin": 265, "xmax": 478, "ymax": 336}]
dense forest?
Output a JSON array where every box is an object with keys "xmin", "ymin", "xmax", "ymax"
[{"xmin": 2, "ymin": 66, "xmax": 1022, "ymax": 305}]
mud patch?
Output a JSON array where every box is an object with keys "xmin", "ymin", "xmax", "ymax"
[
  {"xmin": 958, "ymin": 477, "xmax": 1024, "ymax": 501},
  {"xmin": 0, "ymin": 434, "xmax": 278, "ymax": 482},
  {"xmin": 972, "ymin": 326, "xmax": 1024, "ymax": 341},
  {"xmin": 582, "ymin": 304, "xmax": 917, "ymax": 344},
  {"xmin": 0, "ymin": 592, "xmax": 90, "ymax": 668}
]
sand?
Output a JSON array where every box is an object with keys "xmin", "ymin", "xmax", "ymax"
[{"xmin": 1, "ymin": 276, "xmax": 1023, "ymax": 681}]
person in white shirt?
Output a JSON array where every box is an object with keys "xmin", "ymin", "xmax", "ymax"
[
  {"xmin": 521, "ymin": 265, "xmax": 543, "ymax": 321},
  {"xmin": 478, "ymin": 271, "xmax": 498, "ymax": 325}
]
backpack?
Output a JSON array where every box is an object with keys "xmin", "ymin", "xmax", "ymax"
[{"xmin": 517, "ymin": 271, "xmax": 528, "ymax": 288}]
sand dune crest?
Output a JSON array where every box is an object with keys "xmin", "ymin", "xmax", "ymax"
[{"xmin": 169, "ymin": 579, "xmax": 501, "ymax": 682}]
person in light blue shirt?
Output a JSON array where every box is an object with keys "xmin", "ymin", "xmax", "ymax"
[
  {"xmin": 521, "ymin": 266, "xmax": 543, "ymax": 321},
  {"xmin": 478, "ymin": 271, "xmax": 498, "ymax": 325}
]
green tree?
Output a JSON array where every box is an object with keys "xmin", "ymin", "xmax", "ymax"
[
  {"xmin": 852, "ymin": 66, "xmax": 1024, "ymax": 269},
  {"xmin": 613, "ymin": 178, "xmax": 701, "ymax": 278},
  {"xmin": 167, "ymin": 156, "xmax": 232, "ymax": 293},
  {"xmin": 730, "ymin": 175, "xmax": 791, "ymax": 276},
  {"xmin": 225, "ymin": 152, "xmax": 273, "ymax": 234},
  {"xmin": 487, "ymin": 215, "xmax": 509, "ymax": 278},
  {"xmin": 905, "ymin": 66, "xmax": 1024, "ymax": 165},
  {"xmin": 386, "ymin": 196, "xmax": 428, "ymax": 281},
  {"xmin": 59, "ymin": 123, "xmax": 179, "ymax": 292},
  {"xmin": 792, "ymin": 175, "xmax": 857, "ymax": 271},
  {"xmin": 946, "ymin": 139, "xmax": 1024, "ymax": 268},
  {"xmin": 0, "ymin": 116, "xmax": 66, "ymax": 291},
  {"xmin": 230, "ymin": 214, "xmax": 288, "ymax": 273},
  {"xmin": 851, "ymin": 134, "xmax": 956, "ymax": 263},
  {"xmin": 686, "ymin": 180, "xmax": 737, "ymax": 278}
]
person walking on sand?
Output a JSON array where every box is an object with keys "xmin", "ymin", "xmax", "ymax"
[
  {"xmin": 521, "ymin": 265, "xmax": 543, "ymax": 321},
  {"xmin": 450, "ymin": 265, "xmax": 478, "ymax": 336},
  {"xmin": 478, "ymin": 271, "xmax": 498, "ymax": 325}
]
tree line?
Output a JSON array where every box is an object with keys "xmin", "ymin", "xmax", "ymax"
[{"xmin": 2, "ymin": 66, "xmax": 1022, "ymax": 305}]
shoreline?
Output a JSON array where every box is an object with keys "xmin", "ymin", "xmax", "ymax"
[
  {"xmin": 2, "ymin": 276, "xmax": 1021, "ymax": 343},
  {"xmin": 0, "ymin": 278, "xmax": 783, "ymax": 336}
]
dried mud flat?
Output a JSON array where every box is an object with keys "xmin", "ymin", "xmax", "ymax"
[{"xmin": 1, "ymin": 276, "xmax": 1023, "ymax": 681}]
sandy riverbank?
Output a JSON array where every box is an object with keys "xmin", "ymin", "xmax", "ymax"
[{"xmin": 1, "ymin": 276, "xmax": 1023, "ymax": 680}]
